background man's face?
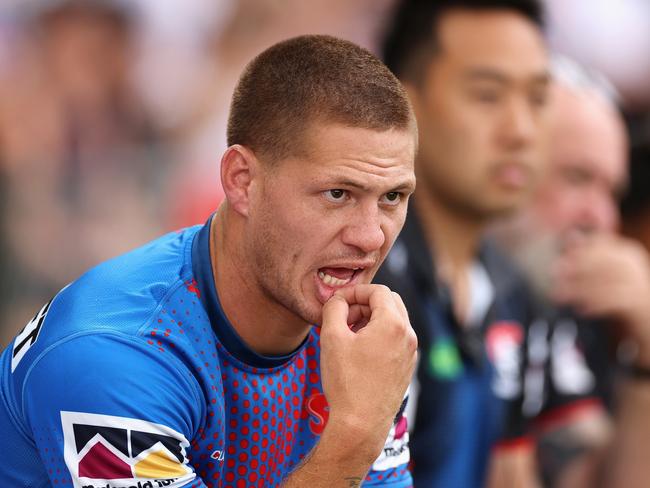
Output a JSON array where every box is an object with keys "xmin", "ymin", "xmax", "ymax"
[
  {"xmin": 244, "ymin": 123, "xmax": 416, "ymax": 325},
  {"xmin": 410, "ymin": 9, "xmax": 550, "ymax": 219},
  {"xmin": 491, "ymin": 83, "xmax": 628, "ymax": 297},
  {"xmin": 529, "ymin": 85, "xmax": 628, "ymax": 238}
]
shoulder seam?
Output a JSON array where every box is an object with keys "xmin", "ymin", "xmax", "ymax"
[{"xmin": 20, "ymin": 328, "xmax": 206, "ymax": 437}]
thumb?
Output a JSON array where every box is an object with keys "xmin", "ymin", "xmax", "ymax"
[{"xmin": 320, "ymin": 293, "xmax": 350, "ymax": 333}]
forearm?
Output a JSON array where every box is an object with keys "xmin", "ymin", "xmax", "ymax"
[
  {"xmin": 601, "ymin": 378, "xmax": 650, "ymax": 488},
  {"xmin": 281, "ymin": 414, "xmax": 389, "ymax": 487}
]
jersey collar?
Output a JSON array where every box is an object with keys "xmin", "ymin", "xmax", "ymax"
[{"xmin": 191, "ymin": 215, "xmax": 306, "ymax": 368}]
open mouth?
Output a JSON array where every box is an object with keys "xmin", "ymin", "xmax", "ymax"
[{"xmin": 317, "ymin": 267, "xmax": 364, "ymax": 288}]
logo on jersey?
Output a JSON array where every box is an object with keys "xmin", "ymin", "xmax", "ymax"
[
  {"xmin": 305, "ymin": 392, "xmax": 329, "ymax": 435},
  {"xmin": 11, "ymin": 299, "xmax": 53, "ymax": 372},
  {"xmin": 486, "ymin": 321, "xmax": 524, "ymax": 400},
  {"xmin": 304, "ymin": 391, "xmax": 410, "ymax": 470},
  {"xmin": 61, "ymin": 412, "xmax": 195, "ymax": 488},
  {"xmin": 551, "ymin": 320, "xmax": 595, "ymax": 395},
  {"xmin": 372, "ymin": 396, "xmax": 410, "ymax": 471}
]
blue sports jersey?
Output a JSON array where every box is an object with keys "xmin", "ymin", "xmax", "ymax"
[{"xmin": 0, "ymin": 218, "xmax": 411, "ymax": 488}]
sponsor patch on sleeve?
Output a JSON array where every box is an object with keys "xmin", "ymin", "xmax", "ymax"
[
  {"xmin": 61, "ymin": 411, "xmax": 196, "ymax": 488},
  {"xmin": 371, "ymin": 395, "xmax": 410, "ymax": 471}
]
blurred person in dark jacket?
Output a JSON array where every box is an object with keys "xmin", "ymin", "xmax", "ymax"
[
  {"xmin": 375, "ymin": 1, "xmax": 552, "ymax": 486},
  {"xmin": 376, "ymin": 1, "xmax": 650, "ymax": 487}
]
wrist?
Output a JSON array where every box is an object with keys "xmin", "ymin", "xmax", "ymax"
[{"xmin": 322, "ymin": 411, "xmax": 390, "ymax": 463}]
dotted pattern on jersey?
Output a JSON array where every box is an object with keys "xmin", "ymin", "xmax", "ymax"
[
  {"xmin": 141, "ymin": 279, "xmax": 325, "ymax": 487},
  {"xmin": 35, "ymin": 423, "xmax": 71, "ymax": 486}
]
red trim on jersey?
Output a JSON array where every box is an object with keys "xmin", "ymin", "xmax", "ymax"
[
  {"xmin": 492, "ymin": 436, "xmax": 534, "ymax": 452},
  {"xmin": 533, "ymin": 397, "xmax": 604, "ymax": 432}
]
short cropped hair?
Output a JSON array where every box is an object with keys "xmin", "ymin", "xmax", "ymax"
[
  {"xmin": 227, "ymin": 34, "xmax": 415, "ymax": 162},
  {"xmin": 382, "ymin": 0, "xmax": 544, "ymax": 84}
]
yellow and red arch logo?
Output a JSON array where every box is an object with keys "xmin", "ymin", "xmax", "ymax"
[{"xmin": 61, "ymin": 411, "xmax": 195, "ymax": 488}]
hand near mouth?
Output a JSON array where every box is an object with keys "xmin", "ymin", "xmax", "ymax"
[{"xmin": 317, "ymin": 284, "xmax": 418, "ymax": 461}]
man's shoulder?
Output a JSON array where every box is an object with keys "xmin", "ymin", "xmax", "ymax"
[
  {"xmin": 54, "ymin": 227, "xmax": 198, "ymax": 328},
  {"xmin": 4, "ymin": 226, "xmax": 203, "ymax": 379}
]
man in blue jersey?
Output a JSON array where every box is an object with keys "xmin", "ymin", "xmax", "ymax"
[
  {"xmin": 376, "ymin": 1, "xmax": 552, "ymax": 486},
  {"xmin": 0, "ymin": 35, "xmax": 418, "ymax": 487}
]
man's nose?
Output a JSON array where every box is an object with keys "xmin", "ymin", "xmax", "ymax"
[
  {"xmin": 340, "ymin": 204, "xmax": 386, "ymax": 254},
  {"xmin": 500, "ymin": 97, "xmax": 538, "ymax": 149}
]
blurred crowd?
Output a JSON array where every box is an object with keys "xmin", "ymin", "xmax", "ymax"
[{"xmin": 0, "ymin": 0, "xmax": 648, "ymax": 346}]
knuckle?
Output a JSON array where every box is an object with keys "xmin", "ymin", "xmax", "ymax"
[
  {"xmin": 407, "ymin": 327, "xmax": 418, "ymax": 351},
  {"xmin": 373, "ymin": 284, "xmax": 392, "ymax": 295}
]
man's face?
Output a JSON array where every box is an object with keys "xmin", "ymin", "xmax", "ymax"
[
  {"xmin": 410, "ymin": 9, "xmax": 550, "ymax": 219},
  {"xmin": 244, "ymin": 123, "xmax": 416, "ymax": 325},
  {"xmin": 529, "ymin": 86, "xmax": 628, "ymax": 238},
  {"xmin": 493, "ymin": 84, "xmax": 628, "ymax": 297}
]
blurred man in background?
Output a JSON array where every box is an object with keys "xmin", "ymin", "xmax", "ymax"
[
  {"xmin": 377, "ymin": 1, "xmax": 650, "ymax": 487},
  {"xmin": 376, "ymin": 1, "xmax": 552, "ymax": 486},
  {"xmin": 494, "ymin": 59, "xmax": 650, "ymax": 488}
]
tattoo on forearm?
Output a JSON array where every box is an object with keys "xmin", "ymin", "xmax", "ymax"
[{"xmin": 344, "ymin": 477, "xmax": 363, "ymax": 487}]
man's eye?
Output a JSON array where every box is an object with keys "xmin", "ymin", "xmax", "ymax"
[
  {"xmin": 381, "ymin": 192, "xmax": 402, "ymax": 205},
  {"xmin": 324, "ymin": 189, "xmax": 347, "ymax": 202},
  {"xmin": 472, "ymin": 90, "xmax": 501, "ymax": 104}
]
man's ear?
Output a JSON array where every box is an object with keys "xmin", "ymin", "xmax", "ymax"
[{"xmin": 220, "ymin": 144, "xmax": 260, "ymax": 217}]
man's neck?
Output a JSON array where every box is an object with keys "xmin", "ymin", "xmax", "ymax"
[
  {"xmin": 210, "ymin": 211, "xmax": 311, "ymax": 356},
  {"xmin": 415, "ymin": 193, "xmax": 485, "ymax": 272},
  {"xmin": 414, "ymin": 191, "xmax": 486, "ymax": 324}
]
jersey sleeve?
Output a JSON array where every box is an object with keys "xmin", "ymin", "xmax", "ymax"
[
  {"xmin": 363, "ymin": 396, "xmax": 413, "ymax": 487},
  {"xmin": 21, "ymin": 331, "xmax": 210, "ymax": 488}
]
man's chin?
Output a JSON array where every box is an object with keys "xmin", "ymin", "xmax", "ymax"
[
  {"xmin": 510, "ymin": 234, "xmax": 561, "ymax": 300},
  {"xmin": 293, "ymin": 300, "xmax": 324, "ymax": 328}
]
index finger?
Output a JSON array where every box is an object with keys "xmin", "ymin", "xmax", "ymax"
[
  {"xmin": 320, "ymin": 293, "xmax": 351, "ymax": 333},
  {"xmin": 334, "ymin": 284, "xmax": 395, "ymax": 310}
]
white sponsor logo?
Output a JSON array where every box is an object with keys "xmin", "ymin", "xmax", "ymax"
[
  {"xmin": 12, "ymin": 300, "xmax": 52, "ymax": 372},
  {"xmin": 551, "ymin": 320, "xmax": 595, "ymax": 395},
  {"xmin": 372, "ymin": 394, "xmax": 410, "ymax": 471},
  {"xmin": 61, "ymin": 411, "xmax": 195, "ymax": 488}
]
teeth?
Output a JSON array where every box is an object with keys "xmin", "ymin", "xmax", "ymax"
[{"xmin": 318, "ymin": 271, "xmax": 352, "ymax": 287}]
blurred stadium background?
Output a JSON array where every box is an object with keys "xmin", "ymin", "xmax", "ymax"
[{"xmin": 0, "ymin": 0, "xmax": 648, "ymax": 347}]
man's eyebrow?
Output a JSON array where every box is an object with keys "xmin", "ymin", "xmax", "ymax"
[
  {"xmin": 336, "ymin": 179, "xmax": 370, "ymax": 191},
  {"xmin": 329, "ymin": 178, "xmax": 416, "ymax": 193},
  {"xmin": 462, "ymin": 67, "xmax": 551, "ymax": 85},
  {"xmin": 392, "ymin": 180, "xmax": 417, "ymax": 193}
]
